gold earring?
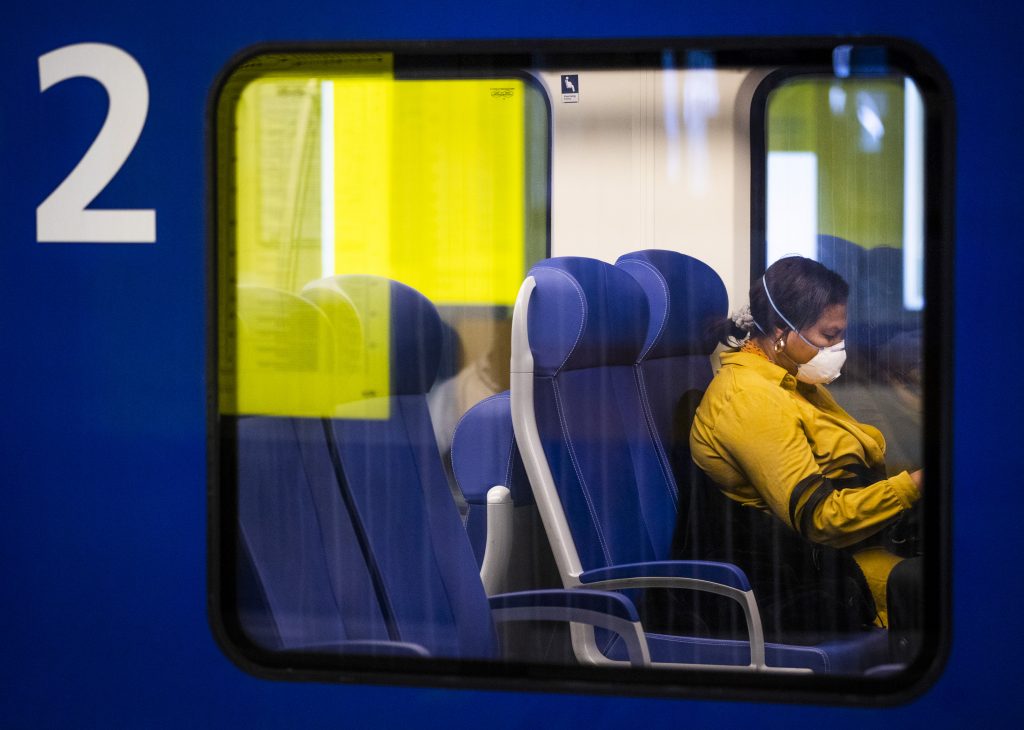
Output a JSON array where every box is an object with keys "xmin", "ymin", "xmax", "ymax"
[{"xmin": 774, "ymin": 336, "xmax": 786, "ymax": 355}]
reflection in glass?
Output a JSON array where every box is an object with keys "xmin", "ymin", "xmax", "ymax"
[{"xmin": 214, "ymin": 50, "xmax": 940, "ymax": 686}]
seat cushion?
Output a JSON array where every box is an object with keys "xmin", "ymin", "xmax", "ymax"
[{"xmin": 600, "ymin": 627, "xmax": 890, "ymax": 673}]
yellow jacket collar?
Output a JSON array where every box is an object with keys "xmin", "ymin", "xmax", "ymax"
[{"xmin": 720, "ymin": 349, "xmax": 800, "ymax": 391}]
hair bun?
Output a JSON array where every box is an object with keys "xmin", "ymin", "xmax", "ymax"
[
  {"xmin": 723, "ymin": 305, "xmax": 754, "ymax": 347},
  {"xmin": 730, "ymin": 305, "xmax": 755, "ymax": 333}
]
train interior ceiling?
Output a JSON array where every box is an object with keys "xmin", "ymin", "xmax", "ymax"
[{"xmin": 218, "ymin": 53, "xmax": 926, "ymax": 676}]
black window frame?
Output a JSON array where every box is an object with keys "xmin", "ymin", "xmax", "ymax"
[{"xmin": 206, "ymin": 37, "xmax": 954, "ymax": 705}]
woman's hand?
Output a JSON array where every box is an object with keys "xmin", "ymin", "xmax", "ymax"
[{"xmin": 910, "ymin": 469, "xmax": 924, "ymax": 491}]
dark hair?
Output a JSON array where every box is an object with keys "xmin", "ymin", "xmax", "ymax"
[{"xmin": 714, "ymin": 256, "xmax": 849, "ymax": 345}]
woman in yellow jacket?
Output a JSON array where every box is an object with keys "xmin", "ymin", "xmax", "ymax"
[{"xmin": 689, "ymin": 256, "xmax": 923, "ymax": 637}]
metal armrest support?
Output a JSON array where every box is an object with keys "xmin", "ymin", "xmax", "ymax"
[
  {"xmin": 580, "ymin": 560, "xmax": 751, "ymax": 591},
  {"xmin": 578, "ymin": 561, "xmax": 766, "ymax": 669},
  {"xmin": 489, "ymin": 589, "xmax": 651, "ymax": 667},
  {"xmin": 479, "ymin": 485, "xmax": 512, "ymax": 595}
]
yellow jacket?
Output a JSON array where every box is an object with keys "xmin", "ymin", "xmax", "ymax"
[{"xmin": 690, "ymin": 350, "xmax": 920, "ymax": 550}]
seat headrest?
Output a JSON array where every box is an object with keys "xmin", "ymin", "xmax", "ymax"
[
  {"xmin": 615, "ymin": 250, "xmax": 727, "ymax": 359},
  {"xmin": 451, "ymin": 392, "xmax": 531, "ymax": 506},
  {"xmin": 526, "ymin": 257, "xmax": 649, "ymax": 376},
  {"xmin": 305, "ymin": 275, "xmax": 442, "ymax": 396}
]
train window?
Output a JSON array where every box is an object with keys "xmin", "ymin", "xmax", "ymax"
[
  {"xmin": 210, "ymin": 41, "xmax": 952, "ymax": 702},
  {"xmin": 764, "ymin": 74, "xmax": 925, "ymax": 471}
]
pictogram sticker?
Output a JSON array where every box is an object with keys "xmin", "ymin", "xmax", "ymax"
[{"xmin": 561, "ymin": 74, "xmax": 579, "ymax": 103}]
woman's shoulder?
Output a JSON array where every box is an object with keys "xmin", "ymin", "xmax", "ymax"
[
  {"xmin": 700, "ymin": 351, "xmax": 791, "ymax": 414},
  {"xmin": 712, "ymin": 351, "xmax": 790, "ymax": 395},
  {"xmin": 693, "ymin": 363, "xmax": 793, "ymax": 444}
]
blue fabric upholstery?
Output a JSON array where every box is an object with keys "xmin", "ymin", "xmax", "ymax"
[
  {"xmin": 613, "ymin": 249, "xmax": 889, "ymax": 673},
  {"xmin": 236, "ymin": 416, "xmax": 391, "ymax": 652},
  {"xmin": 489, "ymin": 589, "xmax": 640, "ymax": 624},
  {"xmin": 458, "ymin": 347, "xmax": 890, "ymax": 671},
  {"xmin": 325, "ymin": 275, "xmax": 499, "ymax": 660},
  {"xmin": 614, "ymin": 249, "xmax": 727, "ymax": 519},
  {"xmin": 580, "ymin": 561, "xmax": 751, "ymax": 593},
  {"xmin": 527, "ymin": 257, "xmax": 650, "ymax": 375},
  {"xmin": 330, "ymin": 398, "xmax": 499, "ymax": 659},
  {"xmin": 615, "ymin": 249, "xmax": 727, "ymax": 360},
  {"xmin": 329, "ymin": 275, "xmax": 443, "ymax": 396},
  {"xmin": 600, "ymin": 627, "xmax": 889, "ymax": 673},
  {"xmin": 527, "ymin": 257, "xmax": 676, "ymax": 572},
  {"xmin": 450, "ymin": 392, "xmax": 531, "ymax": 565},
  {"xmin": 238, "ymin": 275, "xmax": 661, "ymax": 666},
  {"xmin": 532, "ymin": 371, "xmax": 660, "ymax": 568}
]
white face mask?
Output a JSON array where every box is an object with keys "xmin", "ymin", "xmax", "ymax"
[
  {"xmin": 790, "ymin": 333, "xmax": 846, "ymax": 384},
  {"xmin": 762, "ymin": 277, "xmax": 847, "ymax": 385}
]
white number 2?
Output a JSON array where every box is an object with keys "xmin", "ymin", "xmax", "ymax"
[{"xmin": 37, "ymin": 43, "xmax": 156, "ymax": 243}]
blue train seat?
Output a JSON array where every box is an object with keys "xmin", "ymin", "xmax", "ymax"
[
  {"xmin": 510, "ymin": 255, "xmax": 896, "ymax": 672},
  {"xmin": 458, "ymin": 360, "xmax": 889, "ymax": 672},
  {"xmin": 614, "ymin": 250, "xmax": 728, "ymax": 555},
  {"xmin": 452, "ymin": 391, "xmax": 576, "ymax": 661},
  {"xmin": 234, "ymin": 287, "xmax": 422, "ymax": 656},
  {"xmin": 615, "ymin": 249, "xmax": 889, "ymax": 673},
  {"xmin": 614, "ymin": 249, "xmax": 741, "ymax": 581},
  {"xmin": 321, "ymin": 276, "xmax": 496, "ymax": 657},
  {"xmin": 450, "ymin": 392, "xmax": 530, "ymax": 585},
  {"xmin": 508, "ymin": 256, "xmax": 767, "ymax": 669},
  {"xmin": 237, "ymin": 416, "xmax": 429, "ymax": 656},
  {"xmin": 294, "ymin": 274, "xmax": 650, "ymax": 663}
]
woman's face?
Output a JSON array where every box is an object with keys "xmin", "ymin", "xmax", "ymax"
[{"xmin": 783, "ymin": 302, "xmax": 847, "ymax": 365}]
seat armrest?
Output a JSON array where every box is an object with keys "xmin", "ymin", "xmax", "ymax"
[
  {"xmin": 579, "ymin": 560, "xmax": 751, "ymax": 592},
  {"xmin": 479, "ymin": 485, "xmax": 512, "ymax": 595},
  {"xmin": 489, "ymin": 588, "xmax": 639, "ymax": 622},
  {"xmin": 293, "ymin": 639, "xmax": 431, "ymax": 657},
  {"xmin": 577, "ymin": 561, "xmax": 766, "ymax": 670},
  {"xmin": 489, "ymin": 589, "xmax": 650, "ymax": 666}
]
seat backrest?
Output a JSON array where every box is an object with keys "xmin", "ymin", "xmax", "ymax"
[
  {"xmin": 451, "ymin": 393, "xmax": 570, "ymax": 670},
  {"xmin": 614, "ymin": 250, "xmax": 727, "ymax": 450},
  {"xmin": 319, "ymin": 275, "xmax": 500, "ymax": 660},
  {"xmin": 614, "ymin": 250, "xmax": 728, "ymax": 554},
  {"xmin": 450, "ymin": 392, "xmax": 531, "ymax": 566},
  {"xmin": 234, "ymin": 287, "xmax": 390, "ymax": 651},
  {"xmin": 518, "ymin": 256, "xmax": 670, "ymax": 575},
  {"xmin": 237, "ymin": 416, "xmax": 394, "ymax": 651}
]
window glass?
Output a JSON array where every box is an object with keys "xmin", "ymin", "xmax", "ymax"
[
  {"xmin": 211, "ymin": 44, "xmax": 950, "ymax": 700},
  {"xmin": 220, "ymin": 56, "xmax": 547, "ymax": 421},
  {"xmin": 766, "ymin": 75, "xmax": 924, "ymax": 474}
]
